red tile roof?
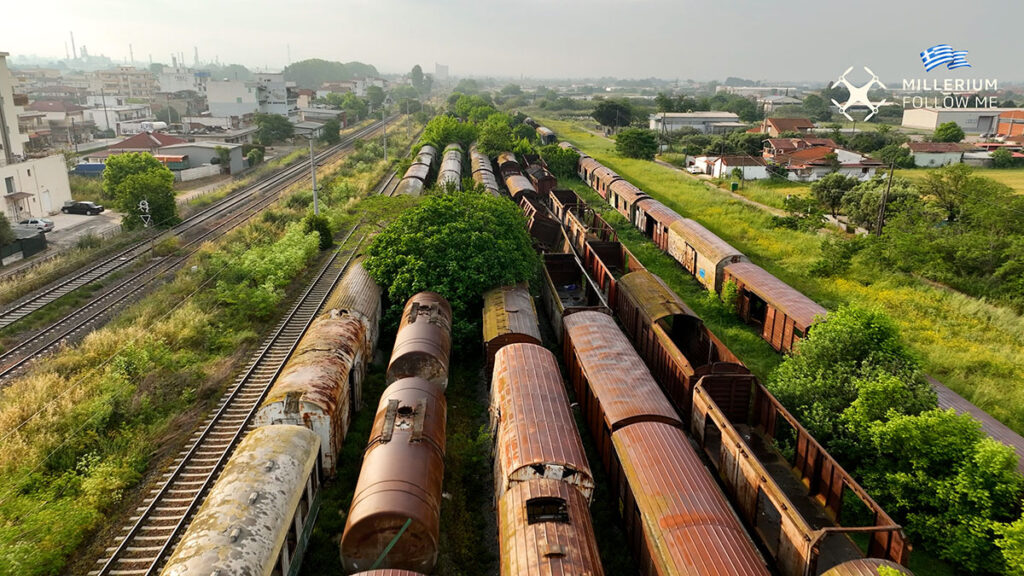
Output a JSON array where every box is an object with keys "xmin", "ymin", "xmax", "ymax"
[
  {"xmin": 767, "ymin": 117, "xmax": 814, "ymax": 132},
  {"xmin": 25, "ymin": 100, "xmax": 86, "ymax": 113},
  {"xmin": 719, "ymin": 155, "xmax": 766, "ymax": 167},
  {"xmin": 905, "ymin": 142, "xmax": 969, "ymax": 153},
  {"xmin": 999, "ymin": 110, "xmax": 1024, "ymax": 120}
]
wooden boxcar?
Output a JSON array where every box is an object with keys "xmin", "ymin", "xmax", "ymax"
[
  {"xmin": 497, "ymin": 151, "xmax": 521, "ymax": 179},
  {"xmin": 582, "ymin": 240, "xmax": 644, "ymax": 308},
  {"xmin": 561, "ymin": 311, "xmax": 681, "ymax": 471},
  {"xmin": 722, "ymin": 261, "xmax": 827, "ymax": 353},
  {"xmin": 498, "ymin": 479, "xmax": 604, "ymax": 576},
  {"xmin": 548, "ymin": 189, "xmax": 584, "ymax": 223},
  {"xmin": 490, "ymin": 343, "xmax": 594, "ymax": 502},
  {"xmin": 540, "ymin": 253, "xmax": 611, "ymax": 343},
  {"xmin": 536, "ymin": 126, "xmax": 557, "ymax": 145},
  {"xmin": 254, "ymin": 311, "xmax": 366, "ymax": 476},
  {"xmin": 482, "ymin": 284, "xmax": 542, "ymax": 374},
  {"xmin": 607, "ymin": 179, "xmax": 649, "ymax": 222},
  {"xmin": 340, "ymin": 377, "xmax": 446, "ymax": 574},
  {"xmin": 633, "ymin": 198, "xmax": 683, "ymax": 251},
  {"xmin": 525, "ymin": 163, "xmax": 558, "ymax": 196},
  {"xmin": 666, "ymin": 218, "xmax": 747, "ymax": 292},
  {"xmin": 162, "ymin": 426, "xmax": 322, "ymax": 576},
  {"xmin": 386, "ymin": 292, "xmax": 453, "ymax": 389},
  {"xmin": 609, "ymin": 422, "xmax": 770, "ymax": 576}
]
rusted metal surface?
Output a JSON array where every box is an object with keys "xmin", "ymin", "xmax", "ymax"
[
  {"xmin": 497, "ymin": 151, "xmax": 522, "ymax": 178},
  {"xmin": 505, "ymin": 174, "xmax": 538, "ymax": 202},
  {"xmin": 473, "ymin": 169, "xmax": 502, "ymax": 197},
  {"xmin": 491, "ymin": 343, "xmax": 594, "ymax": 502},
  {"xmin": 610, "ymin": 422, "xmax": 771, "ymax": 576},
  {"xmin": 607, "ymin": 179, "xmax": 649, "ymax": 221},
  {"xmin": 254, "ymin": 312, "xmax": 365, "ymax": 476},
  {"xmin": 418, "ymin": 144, "xmax": 438, "ymax": 160},
  {"xmin": 395, "ymin": 177, "xmax": 425, "ymax": 197},
  {"xmin": 483, "ymin": 284, "xmax": 543, "ymax": 372},
  {"xmin": 161, "ymin": 426, "xmax": 321, "ymax": 576},
  {"xmin": 351, "ymin": 571, "xmax": 427, "ymax": 576},
  {"xmin": 518, "ymin": 198, "xmax": 563, "ymax": 252},
  {"xmin": 562, "ymin": 310, "xmax": 680, "ymax": 471},
  {"xmin": 559, "ymin": 141, "xmax": 586, "ymax": 159},
  {"xmin": 322, "ymin": 259, "xmax": 382, "ymax": 359},
  {"xmin": 386, "ymin": 292, "xmax": 453, "ymax": 389},
  {"xmin": 498, "ymin": 479, "xmax": 604, "ymax": 576},
  {"xmin": 634, "ymin": 198, "xmax": 683, "ymax": 251},
  {"xmin": 540, "ymin": 254, "xmax": 611, "ymax": 344},
  {"xmin": 588, "ymin": 165, "xmax": 621, "ymax": 199},
  {"xmin": 341, "ymin": 377, "xmax": 447, "ymax": 574},
  {"xmin": 821, "ymin": 559, "xmax": 913, "ymax": 576},
  {"xmin": 578, "ymin": 157, "xmax": 602, "ymax": 185},
  {"xmin": 536, "ymin": 126, "xmax": 557, "ymax": 145},
  {"xmin": 723, "ymin": 261, "xmax": 827, "ymax": 352},
  {"xmin": 470, "ymin": 145, "xmax": 492, "ymax": 173},
  {"xmin": 582, "ymin": 240, "xmax": 643, "ymax": 308},
  {"xmin": 667, "ymin": 218, "xmax": 747, "ymax": 292},
  {"xmin": 414, "ymin": 152, "xmax": 435, "ymax": 166},
  {"xmin": 403, "ymin": 162, "xmax": 430, "ymax": 182},
  {"xmin": 563, "ymin": 206, "xmax": 617, "ymax": 255},
  {"xmin": 548, "ymin": 189, "xmax": 584, "ymax": 222},
  {"xmin": 526, "ymin": 163, "xmax": 558, "ymax": 196},
  {"xmin": 618, "ymin": 269, "xmax": 698, "ymax": 322}
]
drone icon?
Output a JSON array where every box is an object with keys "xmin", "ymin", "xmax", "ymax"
[{"xmin": 831, "ymin": 66, "xmax": 888, "ymax": 121}]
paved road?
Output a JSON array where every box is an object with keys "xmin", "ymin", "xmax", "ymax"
[{"xmin": 43, "ymin": 212, "xmax": 124, "ymax": 248}]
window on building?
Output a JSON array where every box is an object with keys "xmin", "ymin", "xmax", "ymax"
[
  {"xmin": 526, "ymin": 497, "xmax": 569, "ymax": 524},
  {"xmin": 4, "ymin": 177, "xmax": 14, "ymax": 195},
  {"xmin": 236, "ymin": 97, "xmax": 242, "ymax": 103}
]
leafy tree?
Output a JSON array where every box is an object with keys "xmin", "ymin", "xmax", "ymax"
[
  {"xmin": 512, "ymin": 137, "xmax": 536, "ymax": 157},
  {"xmin": 320, "ymin": 118, "xmax": 341, "ymax": 144},
  {"xmin": 876, "ymin": 144, "xmax": 915, "ymax": 169},
  {"xmin": 477, "ymin": 115, "xmax": 514, "ymax": 157},
  {"xmin": 991, "ymin": 148, "xmax": 1017, "ymax": 169},
  {"xmin": 364, "ymin": 191, "xmax": 539, "ymax": 347},
  {"xmin": 615, "ymin": 128, "xmax": 658, "ymax": 160},
  {"xmin": 513, "ymin": 123, "xmax": 536, "ymax": 142},
  {"xmin": 454, "ymin": 79, "xmax": 480, "ymax": 94},
  {"xmin": 803, "ymin": 93, "xmax": 832, "ymax": 122},
  {"xmin": 933, "ymin": 121, "xmax": 965, "ymax": 143},
  {"xmin": 303, "ymin": 213, "xmax": 334, "ymax": 250},
  {"xmin": 254, "ymin": 113, "xmax": 295, "ymax": 145},
  {"xmin": 998, "ymin": 516, "xmax": 1024, "ymax": 575},
  {"xmin": 112, "ymin": 165, "xmax": 178, "ymax": 230},
  {"xmin": 282, "ymin": 58, "xmax": 378, "ymax": 87},
  {"xmin": 0, "ymin": 214, "xmax": 15, "ymax": 246},
  {"xmin": 155, "ymin": 106, "xmax": 180, "ymax": 124},
  {"xmin": 655, "ymin": 92, "xmax": 675, "ymax": 113},
  {"xmin": 918, "ymin": 163, "xmax": 973, "ymax": 222},
  {"xmin": 246, "ymin": 148, "xmax": 264, "ymax": 166},
  {"xmin": 500, "ymin": 84, "xmax": 522, "ymax": 96},
  {"xmin": 770, "ymin": 195, "xmax": 825, "ymax": 232},
  {"xmin": 591, "ymin": 99, "xmax": 633, "ymax": 130},
  {"xmin": 811, "ymin": 172, "xmax": 858, "ymax": 217},
  {"xmin": 213, "ymin": 146, "xmax": 231, "ymax": 167},
  {"xmin": 538, "ymin": 144, "xmax": 580, "ymax": 179},
  {"xmin": 840, "ymin": 174, "xmax": 919, "ymax": 232},
  {"xmin": 420, "ymin": 115, "xmax": 479, "ymax": 150},
  {"xmin": 102, "ymin": 152, "xmax": 166, "ymax": 199},
  {"xmin": 809, "ymin": 235, "xmax": 865, "ymax": 277},
  {"xmin": 365, "ymin": 85, "xmax": 385, "ymax": 111},
  {"xmin": 410, "ymin": 65, "xmax": 425, "ymax": 93}
]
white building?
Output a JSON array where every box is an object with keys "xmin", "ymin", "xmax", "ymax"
[
  {"xmin": 84, "ymin": 104, "xmax": 153, "ymax": 134},
  {"xmin": 157, "ymin": 66, "xmax": 209, "ymax": 96},
  {"xmin": 208, "ymin": 73, "xmax": 297, "ymax": 119},
  {"xmin": 715, "ymin": 156, "xmax": 769, "ymax": 179},
  {"xmin": 0, "ymin": 52, "xmax": 30, "ymax": 163},
  {"xmin": 650, "ymin": 111, "xmax": 744, "ymax": 134},
  {"xmin": 903, "ymin": 142, "xmax": 967, "ymax": 167},
  {"xmin": 2, "ymin": 154, "xmax": 73, "ymax": 219},
  {"xmin": 901, "ymin": 107, "xmax": 1018, "ymax": 134}
]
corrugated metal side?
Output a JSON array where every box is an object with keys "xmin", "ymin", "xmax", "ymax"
[
  {"xmin": 669, "ymin": 219, "xmax": 745, "ymax": 268},
  {"xmin": 562, "ymin": 311, "xmax": 680, "ymax": 432},
  {"xmin": 498, "ymin": 479, "xmax": 604, "ymax": 576},
  {"xmin": 322, "ymin": 259, "xmax": 382, "ymax": 357},
  {"xmin": 612, "ymin": 422, "xmax": 770, "ymax": 576},
  {"xmin": 617, "ymin": 270, "xmax": 697, "ymax": 323},
  {"xmin": 821, "ymin": 559, "xmax": 913, "ymax": 576},
  {"xmin": 162, "ymin": 426, "xmax": 320, "ymax": 576},
  {"xmin": 482, "ymin": 284, "xmax": 543, "ymax": 344},
  {"xmin": 404, "ymin": 163, "xmax": 430, "ymax": 182},
  {"xmin": 491, "ymin": 343, "xmax": 594, "ymax": 502},
  {"xmin": 498, "ymin": 152, "xmax": 521, "ymax": 175},
  {"xmin": 395, "ymin": 177, "xmax": 425, "ymax": 197},
  {"xmin": 723, "ymin": 261, "xmax": 827, "ymax": 330}
]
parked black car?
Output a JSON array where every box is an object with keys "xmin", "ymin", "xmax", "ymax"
[{"xmin": 61, "ymin": 201, "xmax": 105, "ymax": 215}]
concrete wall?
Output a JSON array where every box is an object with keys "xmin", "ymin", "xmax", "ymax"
[
  {"xmin": 0, "ymin": 53, "xmax": 29, "ymax": 160},
  {"xmin": 162, "ymin": 143, "xmax": 245, "ymax": 174},
  {"xmin": 912, "ymin": 151, "xmax": 962, "ymax": 167},
  {"xmin": 208, "ymin": 80, "xmax": 258, "ymax": 117},
  {"xmin": 1, "ymin": 155, "xmax": 73, "ymax": 219}
]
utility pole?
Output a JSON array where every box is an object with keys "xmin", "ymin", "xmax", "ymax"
[
  {"xmin": 309, "ymin": 136, "xmax": 318, "ymax": 215},
  {"xmin": 382, "ymin": 108, "xmax": 387, "ymax": 163},
  {"xmin": 875, "ymin": 161, "xmax": 895, "ymax": 236}
]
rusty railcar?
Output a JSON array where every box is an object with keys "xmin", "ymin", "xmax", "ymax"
[
  {"xmin": 667, "ymin": 218, "xmax": 747, "ymax": 292},
  {"xmin": 417, "ymin": 144, "xmax": 438, "ymax": 164},
  {"xmin": 536, "ymin": 126, "xmax": 557, "ymax": 145},
  {"xmin": 473, "ymin": 169, "xmax": 502, "ymax": 197},
  {"xmin": 386, "ymin": 292, "xmax": 452, "ymax": 389},
  {"xmin": 633, "ymin": 198, "xmax": 683, "ymax": 251},
  {"xmin": 582, "ymin": 239, "xmax": 644, "ymax": 308},
  {"xmin": 821, "ymin": 559, "xmax": 913, "ymax": 576},
  {"xmin": 609, "ymin": 422, "xmax": 771, "ymax": 576},
  {"xmin": 525, "ymin": 163, "xmax": 558, "ymax": 197},
  {"xmin": 438, "ymin": 143, "xmax": 463, "ymax": 190},
  {"xmin": 540, "ymin": 253, "xmax": 610, "ymax": 344},
  {"xmin": 548, "ymin": 189, "xmax": 584, "ymax": 223},
  {"xmin": 403, "ymin": 162, "xmax": 430, "ymax": 182},
  {"xmin": 607, "ymin": 179, "xmax": 649, "ymax": 222},
  {"xmin": 352, "ymin": 571, "xmax": 426, "ymax": 576},
  {"xmin": 490, "ymin": 343, "xmax": 595, "ymax": 502},
  {"xmin": 588, "ymin": 164, "xmax": 622, "ymax": 200},
  {"xmin": 561, "ymin": 311, "xmax": 681, "ymax": 471},
  {"xmin": 722, "ymin": 261, "xmax": 827, "ymax": 354},
  {"xmin": 563, "ymin": 205, "xmax": 617, "ymax": 256},
  {"xmin": 161, "ymin": 426, "xmax": 321, "ymax": 576},
  {"xmin": 505, "ymin": 173, "xmax": 539, "ymax": 203},
  {"xmin": 253, "ymin": 311, "xmax": 366, "ymax": 476},
  {"xmin": 394, "ymin": 177, "xmax": 426, "ymax": 197},
  {"xmin": 498, "ymin": 479, "xmax": 604, "ymax": 576},
  {"xmin": 482, "ymin": 284, "xmax": 542, "ymax": 373},
  {"xmin": 615, "ymin": 269, "xmax": 753, "ymax": 419},
  {"xmin": 691, "ymin": 377, "xmax": 912, "ymax": 575},
  {"xmin": 340, "ymin": 377, "xmax": 447, "ymax": 574},
  {"xmin": 497, "ymin": 151, "xmax": 521, "ymax": 179},
  {"xmin": 577, "ymin": 157, "xmax": 602, "ymax": 189},
  {"xmin": 322, "ymin": 259, "xmax": 382, "ymax": 360},
  {"xmin": 559, "ymin": 140, "xmax": 588, "ymax": 159},
  {"xmin": 518, "ymin": 196, "xmax": 563, "ymax": 252}
]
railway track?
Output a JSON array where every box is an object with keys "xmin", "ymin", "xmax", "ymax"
[
  {"xmin": 0, "ymin": 119, "xmax": 392, "ymax": 382},
  {"xmin": 0, "ymin": 118, "xmax": 390, "ymax": 332},
  {"xmin": 91, "ymin": 165, "xmax": 400, "ymax": 576}
]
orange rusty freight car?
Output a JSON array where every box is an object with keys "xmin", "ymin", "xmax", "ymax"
[
  {"xmin": 490, "ymin": 343, "xmax": 595, "ymax": 502},
  {"xmin": 722, "ymin": 261, "xmax": 827, "ymax": 353},
  {"xmin": 633, "ymin": 198, "xmax": 683, "ymax": 251},
  {"xmin": 340, "ymin": 377, "xmax": 447, "ymax": 574},
  {"xmin": 386, "ymin": 292, "xmax": 453, "ymax": 390}
]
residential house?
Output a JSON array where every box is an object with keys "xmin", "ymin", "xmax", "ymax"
[
  {"xmin": 23, "ymin": 100, "xmax": 93, "ymax": 147},
  {"xmin": 1, "ymin": 154, "xmax": 73, "ymax": 219},
  {"xmin": 92, "ymin": 66, "xmax": 158, "ymax": 99},
  {"xmin": 649, "ymin": 111, "xmax": 745, "ymax": 134},
  {"xmin": 762, "ymin": 137, "xmax": 838, "ymax": 161},
  {"xmin": 85, "ymin": 104, "xmax": 154, "ymax": 135},
  {"xmin": 157, "ymin": 66, "xmax": 209, "ymax": 97},
  {"xmin": 160, "ymin": 141, "xmax": 245, "ymax": 174},
  {"xmin": 781, "ymin": 146, "xmax": 882, "ymax": 182},
  {"xmin": 903, "ymin": 142, "xmax": 968, "ymax": 167},
  {"xmin": 758, "ymin": 96, "xmax": 804, "ymax": 114},
  {"xmin": 751, "ymin": 117, "xmax": 815, "ymax": 137},
  {"xmin": 715, "ymin": 155, "xmax": 769, "ymax": 179},
  {"xmin": 208, "ymin": 73, "xmax": 297, "ymax": 119},
  {"xmin": 316, "ymin": 82, "xmax": 355, "ymax": 99},
  {"xmin": 0, "ymin": 52, "xmax": 30, "ymax": 163}
]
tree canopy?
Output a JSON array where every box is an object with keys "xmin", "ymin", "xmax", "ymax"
[
  {"xmin": 933, "ymin": 121, "xmax": 966, "ymax": 143},
  {"xmin": 363, "ymin": 191, "xmax": 539, "ymax": 347},
  {"xmin": 476, "ymin": 114, "xmax": 514, "ymax": 157},
  {"xmin": 103, "ymin": 153, "xmax": 179, "ymax": 230},
  {"xmin": 615, "ymin": 128, "xmax": 658, "ymax": 160},
  {"xmin": 282, "ymin": 58, "xmax": 379, "ymax": 87},
  {"xmin": 0, "ymin": 214, "xmax": 15, "ymax": 247},
  {"xmin": 538, "ymin": 144, "xmax": 580, "ymax": 179},
  {"xmin": 320, "ymin": 118, "xmax": 341, "ymax": 144},
  {"xmin": 591, "ymin": 99, "xmax": 633, "ymax": 130},
  {"xmin": 254, "ymin": 113, "xmax": 295, "ymax": 145}
]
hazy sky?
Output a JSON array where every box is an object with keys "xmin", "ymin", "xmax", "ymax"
[{"xmin": 2, "ymin": 0, "xmax": 1020, "ymax": 83}]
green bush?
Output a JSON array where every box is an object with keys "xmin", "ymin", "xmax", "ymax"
[{"xmin": 303, "ymin": 213, "xmax": 334, "ymax": 250}]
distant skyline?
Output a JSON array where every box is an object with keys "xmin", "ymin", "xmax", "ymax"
[{"xmin": 2, "ymin": 0, "xmax": 1021, "ymax": 84}]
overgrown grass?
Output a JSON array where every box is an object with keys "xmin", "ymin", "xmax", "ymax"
[{"xmin": 540, "ymin": 116, "xmax": 1024, "ymax": 435}]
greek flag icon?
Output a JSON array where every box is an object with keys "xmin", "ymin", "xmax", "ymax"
[{"xmin": 920, "ymin": 44, "xmax": 972, "ymax": 71}]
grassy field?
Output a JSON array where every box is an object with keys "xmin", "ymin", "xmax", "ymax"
[
  {"xmin": 538, "ymin": 115, "xmax": 1024, "ymax": 438},
  {"xmin": 896, "ymin": 165, "xmax": 1024, "ymax": 192}
]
